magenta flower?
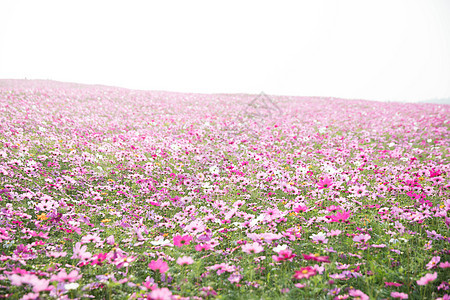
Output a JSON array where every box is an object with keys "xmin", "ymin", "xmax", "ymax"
[
  {"xmin": 293, "ymin": 267, "xmax": 317, "ymax": 279},
  {"xmin": 293, "ymin": 205, "xmax": 308, "ymax": 213},
  {"xmin": 302, "ymin": 253, "xmax": 330, "ymax": 263},
  {"xmin": 148, "ymin": 259, "xmax": 169, "ymax": 273},
  {"xmin": 195, "ymin": 243, "xmax": 211, "ymax": 252},
  {"xmin": 328, "ymin": 211, "xmax": 351, "ymax": 223},
  {"xmin": 272, "ymin": 249, "xmax": 296, "ymax": 262},
  {"xmin": 173, "ymin": 234, "xmax": 193, "ymax": 247},
  {"xmin": 318, "ymin": 177, "xmax": 333, "ymax": 189},
  {"xmin": 385, "ymin": 282, "xmax": 403, "ymax": 287},
  {"xmin": 416, "ymin": 272, "xmax": 437, "ymax": 285}
]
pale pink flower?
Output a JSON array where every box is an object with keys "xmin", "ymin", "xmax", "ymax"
[
  {"xmin": 241, "ymin": 242, "xmax": 264, "ymax": 254},
  {"xmin": 327, "ymin": 229, "xmax": 342, "ymax": 237},
  {"xmin": 348, "ymin": 289, "xmax": 369, "ymax": 300},
  {"xmin": 227, "ymin": 272, "xmax": 243, "ymax": 283},
  {"xmin": 310, "ymin": 232, "xmax": 328, "ymax": 244},
  {"xmin": 391, "ymin": 292, "xmax": 408, "ymax": 299},
  {"xmin": 416, "ymin": 272, "xmax": 437, "ymax": 285},
  {"xmin": 426, "ymin": 256, "xmax": 440, "ymax": 269},
  {"xmin": 20, "ymin": 293, "xmax": 40, "ymax": 300},
  {"xmin": 176, "ymin": 256, "xmax": 194, "ymax": 266},
  {"xmin": 31, "ymin": 278, "xmax": 52, "ymax": 292},
  {"xmin": 149, "ymin": 287, "xmax": 172, "ymax": 300},
  {"xmin": 71, "ymin": 242, "xmax": 92, "ymax": 260},
  {"xmin": 353, "ymin": 234, "xmax": 371, "ymax": 243},
  {"xmin": 50, "ymin": 269, "xmax": 82, "ymax": 283}
]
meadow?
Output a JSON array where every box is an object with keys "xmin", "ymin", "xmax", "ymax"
[{"xmin": 0, "ymin": 79, "xmax": 448, "ymax": 299}]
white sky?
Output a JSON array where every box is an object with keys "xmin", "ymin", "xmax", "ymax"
[{"xmin": 1, "ymin": 0, "xmax": 449, "ymax": 102}]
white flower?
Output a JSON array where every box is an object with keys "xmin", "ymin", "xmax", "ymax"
[
  {"xmin": 150, "ymin": 239, "xmax": 172, "ymax": 247},
  {"xmin": 170, "ymin": 144, "xmax": 181, "ymax": 151},
  {"xmin": 272, "ymin": 244, "xmax": 289, "ymax": 253},
  {"xmin": 209, "ymin": 165, "xmax": 220, "ymax": 175},
  {"xmin": 65, "ymin": 283, "xmax": 79, "ymax": 290},
  {"xmin": 249, "ymin": 214, "xmax": 265, "ymax": 227}
]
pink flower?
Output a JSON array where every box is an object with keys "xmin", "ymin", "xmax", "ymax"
[
  {"xmin": 302, "ymin": 253, "xmax": 330, "ymax": 263},
  {"xmin": 391, "ymin": 292, "xmax": 409, "ymax": 299},
  {"xmin": 310, "ymin": 232, "xmax": 329, "ymax": 244},
  {"xmin": 148, "ymin": 259, "xmax": 169, "ymax": 273},
  {"xmin": 9, "ymin": 274, "xmax": 25, "ymax": 286},
  {"xmin": 416, "ymin": 272, "xmax": 437, "ymax": 285},
  {"xmin": 353, "ymin": 234, "xmax": 371, "ymax": 243},
  {"xmin": 227, "ymin": 272, "xmax": 243, "ymax": 283},
  {"xmin": 334, "ymin": 295, "xmax": 349, "ymax": 300},
  {"xmin": 385, "ymin": 282, "xmax": 403, "ymax": 287},
  {"xmin": 318, "ymin": 177, "xmax": 333, "ymax": 189},
  {"xmin": 50, "ymin": 269, "xmax": 82, "ymax": 283},
  {"xmin": 294, "ymin": 283, "xmax": 306, "ymax": 288},
  {"xmin": 328, "ymin": 211, "xmax": 351, "ymax": 223},
  {"xmin": 149, "ymin": 287, "xmax": 172, "ymax": 300},
  {"xmin": 176, "ymin": 256, "xmax": 194, "ymax": 266},
  {"xmin": 272, "ymin": 249, "xmax": 296, "ymax": 262},
  {"xmin": 327, "ymin": 230, "xmax": 342, "ymax": 237},
  {"xmin": 293, "ymin": 267, "xmax": 317, "ymax": 279},
  {"xmin": 293, "ymin": 205, "xmax": 308, "ymax": 213},
  {"xmin": 241, "ymin": 242, "xmax": 264, "ymax": 254},
  {"xmin": 439, "ymin": 261, "xmax": 450, "ymax": 268},
  {"xmin": 173, "ymin": 234, "xmax": 193, "ymax": 247},
  {"xmin": 71, "ymin": 242, "xmax": 92, "ymax": 260},
  {"xmin": 195, "ymin": 243, "xmax": 211, "ymax": 252},
  {"xmin": 348, "ymin": 289, "xmax": 369, "ymax": 300},
  {"xmin": 114, "ymin": 254, "xmax": 137, "ymax": 269},
  {"xmin": 106, "ymin": 235, "xmax": 115, "ymax": 245},
  {"xmin": 81, "ymin": 233, "xmax": 101, "ymax": 244},
  {"xmin": 31, "ymin": 278, "xmax": 52, "ymax": 293},
  {"xmin": 426, "ymin": 256, "xmax": 440, "ymax": 269},
  {"xmin": 20, "ymin": 293, "xmax": 40, "ymax": 300}
]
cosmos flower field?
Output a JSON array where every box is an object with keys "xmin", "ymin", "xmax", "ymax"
[{"xmin": 0, "ymin": 79, "xmax": 449, "ymax": 300}]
